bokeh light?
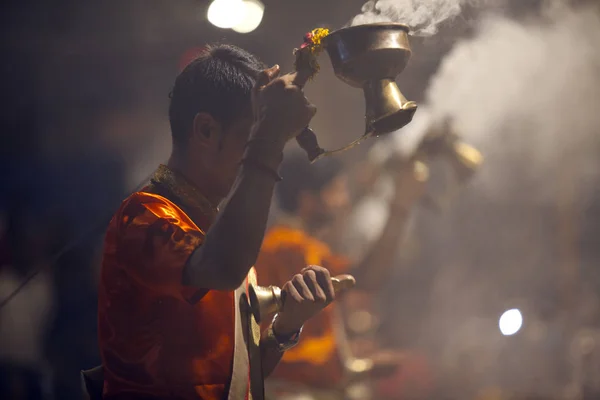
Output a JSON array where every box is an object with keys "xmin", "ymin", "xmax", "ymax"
[
  {"xmin": 232, "ymin": 0, "xmax": 265, "ymax": 34},
  {"xmin": 499, "ymin": 309, "xmax": 523, "ymax": 336},
  {"xmin": 207, "ymin": 0, "xmax": 246, "ymax": 29}
]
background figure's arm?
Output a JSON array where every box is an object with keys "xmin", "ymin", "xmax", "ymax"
[
  {"xmin": 353, "ymin": 161, "xmax": 426, "ymax": 291},
  {"xmin": 353, "ymin": 205, "xmax": 411, "ymax": 291}
]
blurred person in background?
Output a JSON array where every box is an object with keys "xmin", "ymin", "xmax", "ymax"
[
  {"xmin": 255, "ymin": 151, "xmax": 428, "ymax": 400},
  {"xmin": 0, "ymin": 206, "xmax": 56, "ymax": 400},
  {"xmin": 96, "ymin": 44, "xmax": 351, "ymax": 400}
]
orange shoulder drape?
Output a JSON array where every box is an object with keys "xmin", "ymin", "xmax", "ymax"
[{"xmin": 98, "ymin": 192, "xmax": 235, "ymax": 400}]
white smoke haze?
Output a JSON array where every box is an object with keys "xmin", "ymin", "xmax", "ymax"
[
  {"xmin": 349, "ymin": 0, "xmax": 493, "ymax": 36},
  {"xmin": 426, "ymin": 8, "xmax": 600, "ymax": 204},
  {"xmin": 412, "ymin": 8, "xmax": 600, "ymax": 387},
  {"xmin": 348, "ymin": 7, "xmax": 600, "ymax": 391}
]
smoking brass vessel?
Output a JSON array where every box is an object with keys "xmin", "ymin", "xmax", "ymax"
[
  {"xmin": 418, "ymin": 131, "xmax": 483, "ymax": 182},
  {"xmin": 416, "ymin": 125, "xmax": 483, "ymax": 210},
  {"xmin": 375, "ymin": 120, "xmax": 483, "ymax": 210},
  {"xmin": 295, "ymin": 23, "xmax": 418, "ymax": 162},
  {"xmin": 248, "ymin": 275, "xmax": 356, "ymax": 323},
  {"xmin": 323, "ymin": 23, "xmax": 417, "ymax": 135}
]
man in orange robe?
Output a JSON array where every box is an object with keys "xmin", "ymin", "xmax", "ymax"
[
  {"xmin": 97, "ymin": 45, "xmax": 348, "ymax": 400},
  {"xmin": 255, "ymin": 152, "xmax": 427, "ymax": 399}
]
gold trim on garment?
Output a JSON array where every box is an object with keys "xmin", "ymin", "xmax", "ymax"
[{"xmin": 151, "ymin": 164, "xmax": 219, "ymax": 222}]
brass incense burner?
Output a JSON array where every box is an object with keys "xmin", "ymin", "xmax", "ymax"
[
  {"xmin": 369, "ymin": 118, "xmax": 483, "ymax": 210},
  {"xmin": 417, "ymin": 130, "xmax": 483, "ymax": 182},
  {"xmin": 248, "ymin": 274, "xmax": 356, "ymax": 323},
  {"xmin": 294, "ymin": 23, "xmax": 418, "ymax": 162},
  {"xmin": 410, "ymin": 122, "xmax": 483, "ymax": 209}
]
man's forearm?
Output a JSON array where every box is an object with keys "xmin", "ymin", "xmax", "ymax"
[
  {"xmin": 260, "ymin": 314, "xmax": 303, "ymax": 377},
  {"xmin": 260, "ymin": 327, "xmax": 285, "ymax": 377},
  {"xmin": 184, "ymin": 135, "xmax": 285, "ymax": 290}
]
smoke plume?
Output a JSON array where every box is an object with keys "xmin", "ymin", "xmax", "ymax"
[
  {"xmin": 427, "ymin": 8, "xmax": 600, "ymax": 204},
  {"xmin": 350, "ymin": 6, "xmax": 600, "ymax": 393},
  {"xmin": 416, "ymin": 7, "xmax": 600, "ymax": 388},
  {"xmin": 349, "ymin": 0, "xmax": 486, "ymax": 36}
]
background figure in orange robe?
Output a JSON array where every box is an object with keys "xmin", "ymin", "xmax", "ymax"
[{"xmin": 256, "ymin": 151, "xmax": 428, "ymax": 399}]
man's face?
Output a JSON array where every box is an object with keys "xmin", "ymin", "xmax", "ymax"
[{"xmin": 209, "ymin": 116, "xmax": 253, "ymax": 197}]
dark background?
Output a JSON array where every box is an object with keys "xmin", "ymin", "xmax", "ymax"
[{"xmin": 2, "ymin": 0, "xmax": 599, "ymax": 399}]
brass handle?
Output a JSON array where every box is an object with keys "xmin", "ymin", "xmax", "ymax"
[
  {"xmin": 292, "ymin": 71, "xmax": 326, "ymax": 162},
  {"xmin": 296, "ymin": 127, "xmax": 326, "ymax": 162},
  {"xmin": 330, "ymin": 274, "xmax": 357, "ymax": 292},
  {"xmin": 248, "ymin": 274, "xmax": 356, "ymax": 323}
]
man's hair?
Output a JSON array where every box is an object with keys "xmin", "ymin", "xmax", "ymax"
[
  {"xmin": 277, "ymin": 151, "xmax": 344, "ymax": 213},
  {"xmin": 168, "ymin": 44, "xmax": 265, "ymax": 146}
]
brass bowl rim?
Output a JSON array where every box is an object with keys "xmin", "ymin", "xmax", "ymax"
[{"xmin": 324, "ymin": 22, "xmax": 410, "ymax": 43}]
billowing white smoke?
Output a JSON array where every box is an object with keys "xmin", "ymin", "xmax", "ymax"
[
  {"xmin": 425, "ymin": 9, "xmax": 600, "ymax": 385},
  {"xmin": 416, "ymin": 7, "xmax": 600, "ymax": 383},
  {"xmin": 427, "ymin": 8, "xmax": 600, "ymax": 205},
  {"xmin": 350, "ymin": 5, "xmax": 600, "ymax": 250},
  {"xmin": 349, "ymin": 0, "xmax": 488, "ymax": 36}
]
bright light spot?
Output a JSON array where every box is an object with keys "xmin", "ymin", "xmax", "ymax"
[
  {"xmin": 499, "ymin": 308, "xmax": 523, "ymax": 336},
  {"xmin": 232, "ymin": 0, "xmax": 264, "ymax": 34},
  {"xmin": 207, "ymin": 0, "xmax": 246, "ymax": 29}
]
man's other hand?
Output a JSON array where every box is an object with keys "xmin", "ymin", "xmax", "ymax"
[{"xmin": 273, "ymin": 265, "xmax": 336, "ymax": 335}]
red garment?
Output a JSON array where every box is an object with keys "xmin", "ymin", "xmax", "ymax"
[
  {"xmin": 255, "ymin": 225, "xmax": 350, "ymax": 388},
  {"xmin": 98, "ymin": 192, "xmax": 236, "ymax": 400}
]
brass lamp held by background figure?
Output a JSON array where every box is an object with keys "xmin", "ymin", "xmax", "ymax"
[
  {"xmin": 248, "ymin": 274, "xmax": 356, "ymax": 323},
  {"xmin": 378, "ymin": 119, "xmax": 483, "ymax": 210},
  {"xmin": 415, "ymin": 122, "xmax": 483, "ymax": 210},
  {"xmin": 293, "ymin": 23, "xmax": 418, "ymax": 162},
  {"xmin": 417, "ymin": 130, "xmax": 483, "ymax": 183}
]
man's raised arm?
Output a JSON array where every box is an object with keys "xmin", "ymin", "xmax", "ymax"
[{"xmin": 183, "ymin": 67, "xmax": 317, "ymax": 290}]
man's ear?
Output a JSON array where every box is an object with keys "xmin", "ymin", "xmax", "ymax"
[{"xmin": 191, "ymin": 112, "xmax": 222, "ymax": 148}]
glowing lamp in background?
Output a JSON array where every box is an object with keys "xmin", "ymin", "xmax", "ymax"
[
  {"xmin": 232, "ymin": 0, "xmax": 264, "ymax": 33},
  {"xmin": 499, "ymin": 308, "xmax": 523, "ymax": 336},
  {"xmin": 207, "ymin": 0, "xmax": 246, "ymax": 29}
]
